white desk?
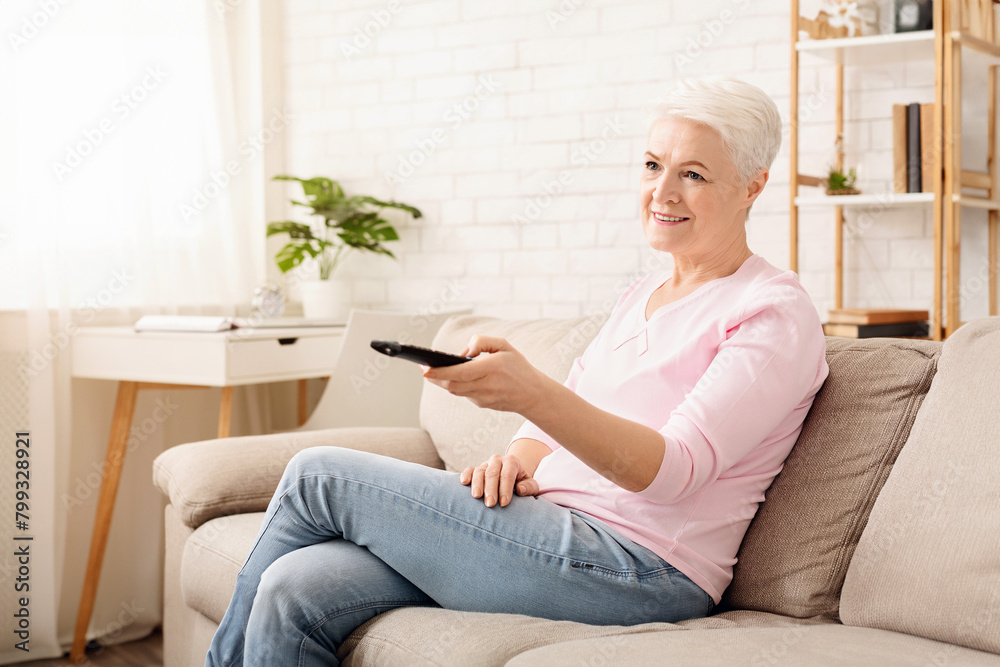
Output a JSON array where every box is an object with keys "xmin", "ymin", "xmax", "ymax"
[{"xmin": 69, "ymin": 325, "xmax": 344, "ymax": 662}]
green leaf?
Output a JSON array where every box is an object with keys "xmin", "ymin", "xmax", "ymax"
[
  {"xmin": 347, "ymin": 195, "xmax": 423, "ymax": 219},
  {"xmin": 266, "ymin": 221, "xmax": 315, "ymax": 240},
  {"xmin": 274, "ymin": 242, "xmax": 309, "ymax": 273}
]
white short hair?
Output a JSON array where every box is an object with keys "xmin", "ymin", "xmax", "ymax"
[{"xmin": 646, "ymin": 77, "xmax": 783, "ymax": 185}]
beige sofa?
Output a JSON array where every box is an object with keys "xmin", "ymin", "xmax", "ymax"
[{"xmin": 153, "ymin": 314, "xmax": 1000, "ymax": 666}]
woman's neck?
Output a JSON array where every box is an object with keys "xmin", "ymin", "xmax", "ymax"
[{"xmin": 669, "ymin": 242, "xmax": 753, "ymax": 288}]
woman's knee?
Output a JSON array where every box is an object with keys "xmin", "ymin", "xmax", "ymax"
[
  {"xmin": 285, "ymin": 446, "xmax": 374, "ymax": 480},
  {"xmin": 255, "ymin": 555, "xmax": 299, "ymax": 612}
]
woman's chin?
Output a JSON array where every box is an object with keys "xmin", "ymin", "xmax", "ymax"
[{"xmin": 642, "ymin": 229, "xmax": 684, "ymax": 254}]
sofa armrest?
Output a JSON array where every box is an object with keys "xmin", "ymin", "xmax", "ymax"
[{"xmin": 153, "ymin": 426, "xmax": 443, "ymax": 530}]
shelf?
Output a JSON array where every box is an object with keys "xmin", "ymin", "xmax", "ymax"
[
  {"xmin": 795, "ymin": 192, "xmax": 935, "ymax": 207},
  {"xmin": 796, "ymin": 31, "xmax": 934, "ymax": 66},
  {"xmin": 953, "ymin": 194, "xmax": 1000, "ymax": 210},
  {"xmin": 951, "ymin": 31, "xmax": 1000, "ymax": 64}
]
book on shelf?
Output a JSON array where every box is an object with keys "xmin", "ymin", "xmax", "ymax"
[
  {"xmin": 906, "ymin": 102, "xmax": 921, "ymax": 193},
  {"xmin": 892, "ymin": 104, "xmax": 907, "ymax": 193},
  {"xmin": 133, "ymin": 315, "xmax": 345, "ymax": 332},
  {"xmin": 826, "ymin": 308, "xmax": 930, "ymax": 325},
  {"xmin": 823, "ymin": 320, "xmax": 930, "ymax": 339},
  {"xmin": 920, "ymin": 103, "xmax": 934, "ymax": 194},
  {"xmin": 892, "ymin": 102, "xmax": 935, "ymax": 194}
]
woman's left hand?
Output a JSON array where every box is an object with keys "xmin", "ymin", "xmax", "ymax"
[{"xmin": 421, "ymin": 336, "xmax": 548, "ymax": 414}]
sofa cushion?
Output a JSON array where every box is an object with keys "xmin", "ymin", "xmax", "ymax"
[
  {"xmin": 339, "ymin": 607, "xmax": 683, "ymax": 666},
  {"xmin": 181, "ymin": 512, "xmax": 264, "ymax": 624},
  {"xmin": 504, "ymin": 624, "xmax": 1000, "ymax": 667},
  {"xmin": 340, "ymin": 607, "xmax": 825, "ymax": 666},
  {"xmin": 420, "ymin": 315, "xmax": 603, "ymax": 472},
  {"xmin": 722, "ymin": 336, "xmax": 941, "ymax": 620},
  {"xmin": 840, "ymin": 317, "xmax": 1000, "ymax": 654}
]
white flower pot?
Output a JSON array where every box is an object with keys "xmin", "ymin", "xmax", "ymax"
[{"xmin": 299, "ymin": 280, "xmax": 352, "ymax": 321}]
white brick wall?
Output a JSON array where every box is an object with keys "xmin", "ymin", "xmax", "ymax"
[{"xmin": 275, "ymin": 0, "xmax": 993, "ymax": 323}]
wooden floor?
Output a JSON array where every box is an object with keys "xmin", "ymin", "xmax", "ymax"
[{"xmin": 10, "ymin": 630, "xmax": 162, "ymax": 667}]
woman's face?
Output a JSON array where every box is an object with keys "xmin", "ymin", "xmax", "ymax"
[{"xmin": 640, "ymin": 117, "xmax": 763, "ymax": 258}]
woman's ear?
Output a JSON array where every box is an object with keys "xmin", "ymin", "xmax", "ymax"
[{"xmin": 744, "ymin": 168, "xmax": 769, "ymax": 207}]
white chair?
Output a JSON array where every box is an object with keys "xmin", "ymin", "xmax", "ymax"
[{"xmin": 298, "ymin": 308, "xmax": 471, "ymax": 430}]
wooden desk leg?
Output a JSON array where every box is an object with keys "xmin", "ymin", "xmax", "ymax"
[
  {"xmin": 218, "ymin": 386, "xmax": 234, "ymax": 438},
  {"xmin": 70, "ymin": 381, "xmax": 139, "ymax": 663},
  {"xmin": 298, "ymin": 379, "xmax": 308, "ymax": 426}
]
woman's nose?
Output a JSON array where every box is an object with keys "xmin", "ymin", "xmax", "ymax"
[{"xmin": 653, "ymin": 175, "xmax": 680, "ymax": 204}]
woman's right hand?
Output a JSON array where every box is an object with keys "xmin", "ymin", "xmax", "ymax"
[{"xmin": 460, "ymin": 454, "xmax": 540, "ymax": 508}]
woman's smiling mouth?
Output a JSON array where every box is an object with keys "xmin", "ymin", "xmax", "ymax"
[{"xmin": 652, "ymin": 212, "xmax": 689, "ymax": 225}]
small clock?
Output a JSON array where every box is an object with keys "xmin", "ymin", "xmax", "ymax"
[{"xmin": 251, "ymin": 283, "xmax": 285, "ymax": 320}]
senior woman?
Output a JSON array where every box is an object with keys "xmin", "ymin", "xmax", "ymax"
[{"xmin": 207, "ymin": 76, "xmax": 828, "ymax": 666}]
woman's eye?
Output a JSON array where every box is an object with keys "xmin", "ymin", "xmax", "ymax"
[
  {"xmin": 645, "ymin": 161, "xmax": 659, "ymax": 171},
  {"xmin": 685, "ymin": 170, "xmax": 703, "ymax": 181}
]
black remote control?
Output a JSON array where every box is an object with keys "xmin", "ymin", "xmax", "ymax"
[{"xmin": 370, "ymin": 340, "xmax": 472, "ymax": 367}]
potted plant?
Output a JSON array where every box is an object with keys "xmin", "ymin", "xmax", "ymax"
[
  {"xmin": 825, "ymin": 166, "xmax": 860, "ymax": 195},
  {"xmin": 267, "ymin": 175, "xmax": 422, "ymax": 319}
]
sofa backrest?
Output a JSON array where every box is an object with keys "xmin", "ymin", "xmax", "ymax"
[
  {"xmin": 840, "ymin": 317, "xmax": 1000, "ymax": 655},
  {"xmin": 722, "ymin": 335, "xmax": 941, "ymax": 620},
  {"xmin": 421, "ymin": 315, "xmax": 603, "ymax": 471}
]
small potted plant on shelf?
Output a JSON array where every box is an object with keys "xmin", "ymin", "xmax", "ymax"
[
  {"xmin": 266, "ymin": 175, "xmax": 422, "ymax": 319},
  {"xmin": 825, "ymin": 166, "xmax": 861, "ymax": 196}
]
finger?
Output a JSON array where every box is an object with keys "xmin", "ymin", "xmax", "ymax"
[
  {"xmin": 459, "ymin": 466, "xmax": 474, "ymax": 486},
  {"xmin": 482, "ymin": 455, "xmax": 503, "ymax": 507},
  {"xmin": 423, "ymin": 363, "xmax": 488, "ymax": 384},
  {"xmin": 470, "ymin": 464, "xmax": 486, "ymax": 499},
  {"xmin": 498, "ymin": 456, "xmax": 520, "ymax": 506},
  {"xmin": 515, "ymin": 477, "xmax": 540, "ymax": 497},
  {"xmin": 466, "ymin": 335, "xmax": 510, "ymax": 358}
]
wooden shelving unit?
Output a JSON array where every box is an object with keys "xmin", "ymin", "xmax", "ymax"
[{"xmin": 789, "ymin": 0, "xmax": 1000, "ymax": 340}]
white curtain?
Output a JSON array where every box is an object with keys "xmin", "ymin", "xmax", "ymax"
[{"xmin": 0, "ymin": 0, "xmax": 268, "ymax": 659}]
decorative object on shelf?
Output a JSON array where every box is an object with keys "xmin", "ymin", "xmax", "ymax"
[
  {"xmin": 894, "ymin": 0, "xmax": 932, "ymax": 32},
  {"xmin": 824, "ymin": 166, "xmax": 860, "ymax": 195},
  {"xmin": 855, "ymin": 1, "xmax": 882, "ymax": 34},
  {"xmin": 266, "ymin": 175, "xmax": 422, "ymax": 319},
  {"xmin": 251, "ymin": 283, "xmax": 285, "ymax": 320},
  {"xmin": 801, "ymin": 1, "xmax": 878, "ymax": 39}
]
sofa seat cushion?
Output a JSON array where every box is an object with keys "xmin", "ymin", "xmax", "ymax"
[
  {"xmin": 421, "ymin": 315, "xmax": 604, "ymax": 472},
  {"xmin": 339, "ymin": 607, "xmax": 682, "ymax": 666},
  {"xmin": 722, "ymin": 336, "xmax": 941, "ymax": 620},
  {"xmin": 181, "ymin": 512, "xmax": 264, "ymax": 624},
  {"xmin": 504, "ymin": 624, "xmax": 1000, "ymax": 667},
  {"xmin": 339, "ymin": 607, "xmax": 826, "ymax": 666},
  {"xmin": 841, "ymin": 317, "xmax": 1000, "ymax": 654}
]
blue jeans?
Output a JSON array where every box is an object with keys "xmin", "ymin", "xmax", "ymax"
[{"xmin": 206, "ymin": 446, "xmax": 713, "ymax": 667}]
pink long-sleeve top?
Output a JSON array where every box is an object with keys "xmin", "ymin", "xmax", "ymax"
[{"xmin": 509, "ymin": 254, "xmax": 829, "ymax": 604}]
